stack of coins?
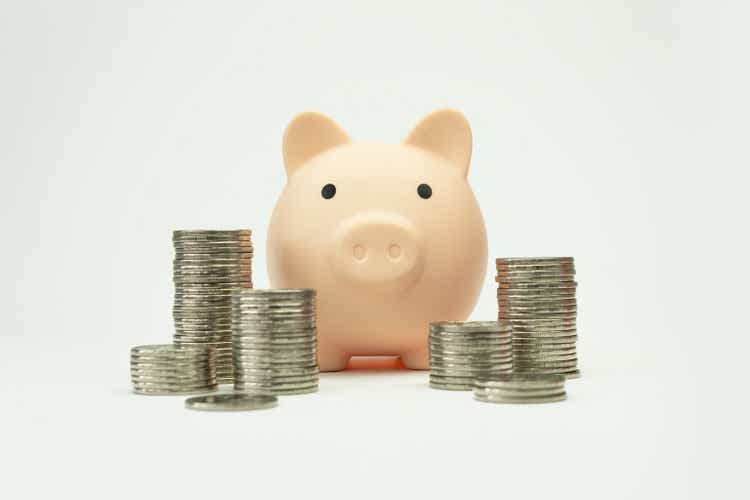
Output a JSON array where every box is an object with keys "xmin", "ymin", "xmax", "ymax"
[
  {"xmin": 496, "ymin": 257, "xmax": 579, "ymax": 379},
  {"xmin": 130, "ymin": 344, "xmax": 217, "ymax": 395},
  {"xmin": 474, "ymin": 374, "xmax": 566, "ymax": 404},
  {"xmin": 173, "ymin": 230, "xmax": 253, "ymax": 384},
  {"xmin": 232, "ymin": 289, "xmax": 319, "ymax": 395},
  {"xmin": 429, "ymin": 321, "xmax": 513, "ymax": 390}
]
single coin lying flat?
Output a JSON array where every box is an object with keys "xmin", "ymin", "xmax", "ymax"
[{"xmin": 184, "ymin": 393, "xmax": 278, "ymax": 412}]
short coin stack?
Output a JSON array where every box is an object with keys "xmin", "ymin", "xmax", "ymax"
[
  {"xmin": 474, "ymin": 374, "xmax": 566, "ymax": 404},
  {"xmin": 130, "ymin": 344, "xmax": 217, "ymax": 395},
  {"xmin": 232, "ymin": 288, "xmax": 319, "ymax": 395},
  {"xmin": 496, "ymin": 257, "xmax": 579, "ymax": 379},
  {"xmin": 429, "ymin": 321, "xmax": 513, "ymax": 390},
  {"xmin": 173, "ymin": 230, "xmax": 253, "ymax": 384}
]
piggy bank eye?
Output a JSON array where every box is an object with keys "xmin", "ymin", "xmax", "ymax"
[
  {"xmin": 417, "ymin": 183, "xmax": 432, "ymax": 199},
  {"xmin": 321, "ymin": 183, "xmax": 336, "ymax": 199}
]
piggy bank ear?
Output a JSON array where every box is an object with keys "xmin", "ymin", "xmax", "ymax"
[
  {"xmin": 282, "ymin": 112, "xmax": 351, "ymax": 176},
  {"xmin": 403, "ymin": 109, "xmax": 473, "ymax": 176}
]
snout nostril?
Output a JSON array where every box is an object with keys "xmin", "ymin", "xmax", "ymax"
[
  {"xmin": 388, "ymin": 244, "xmax": 402, "ymax": 259},
  {"xmin": 353, "ymin": 244, "xmax": 367, "ymax": 261}
]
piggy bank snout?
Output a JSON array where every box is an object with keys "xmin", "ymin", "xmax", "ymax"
[{"xmin": 332, "ymin": 214, "xmax": 422, "ymax": 284}]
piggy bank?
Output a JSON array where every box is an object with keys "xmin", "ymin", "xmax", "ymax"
[{"xmin": 267, "ymin": 109, "xmax": 487, "ymax": 370}]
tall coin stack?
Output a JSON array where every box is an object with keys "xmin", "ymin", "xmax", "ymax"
[
  {"xmin": 173, "ymin": 230, "xmax": 254, "ymax": 384},
  {"xmin": 429, "ymin": 321, "xmax": 513, "ymax": 390},
  {"xmin": 130, "ymin": 344, "xmax": 217, "ymax": 395},
  {"xmin": 496, "ymin": 257, "xmax": 579, "ymax": 379},
  {"xmin": 232, "ymin": 289, "xmax": 319, "ymax": 395}
]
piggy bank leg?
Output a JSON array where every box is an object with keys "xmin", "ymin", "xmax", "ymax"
[
  {"xmin": 317, "ymin": 344, "xmax": 350, "ymax": 372},
  {"xmin": 400, "ymin": 347, "xmax": 430, "ymax": 370}
]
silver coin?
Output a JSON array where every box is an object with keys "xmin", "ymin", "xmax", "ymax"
[
  {"xmin": 507, "ymin": 320, "xmax": 577, "ymax": 329},
  {"xmin": 173, "ymin": 318, "xmax": 233, "ymax": 325},
  {"xmin": 429, "ymin": 373, "xmax": 484, "ymax": 384},
  {"xmin": 173, "ymin": 242, "xmax": 253, "ymax": 249},
  {"xmin": 513, "ymin": 367, "xmax": 580, "ymax": 376},
  {"xmin": 130, "ymin": 368, "xmax": 216, "ymax": 378},
  {"xmin": 497, "ymin": 280, "xmax": 577, "ymax": 289},
  {"xmin": 430, "ymin": 331, "xmax": 509, "ymax": 337},
  {"xmin": 475, "ymin": 392, "xmax": 567, "ymax": 404},
  {"xmin": 500, "ymin": 311, "xmax": 577, "ymax": 320},
  {"xmin": 496, "ymin": 275, "xmax": 576, "ymax": 284},
  {"xmin": 475, "ymin": 384, "xmax": 566, "ymax": 397},
  {"xmin": 429, "ymin": 339, "xmax": 512, "ymax": 348},
  {"xmin": 429, "ymin": 321, "xmax": 512, "ymax": 333},
  {"xmin": 271, "ymin": 386, "xmax": 319, "ymax": 395},
  {"xmin": 235, "ymin": 379, "xmax": 318, "ymax": 391},
  {"xmin": 173, "ymin": 229, "xmax": 251, "ymax": 236},
  {"xmin": 513, "ymin": 362, "xmax": 579, "ymax": 371},
  {"xmin": 134, "ymin": 386, "xmax": 218, "ymax": 396},
  {"xmin": 496, "ymin": 271, "xmax": 575, "ymax": 280},
  {"xmin": 430, "ymin": 351, "xmax": 513, "ymax": 361},
  {"xmin": 233, "ymin": 288, "xmax": 315, "ymax": 298},
  {"xmin": 183, "ymin": 393, "xmax": 277, "ymax": 411},
  {"xmin": 496, "ymin": 256, "xmax": 573, "ymax": 265},
  {"xmin": 132, "ymin": 380, "xmax": 218, "ymax": 390},
  {"xmin": 429, "ymin": 379, "xmax": 475, "ymax": 390},
  {"xmin": 130, "ymin": 344, "xmax": 212, "ymax": 355},
  {"xmin": 173, "ymin": 276, "xmax": 252, "ymax": 284},
  {"xmin": 239, "ymin": 365, "xmax": 319, "ymax": 376},
  {"xmin": 430, "ymin": 339, "xmax": 514, "ymax": 348},
  {"xmin": 429, "ymin": 330, "xmax": 511, "ymax": 338},
  {"xmin": 232, "ymin": 295, "xmax": 314, "ymax": 302},
  {"xmin": 430, "ymin": 338, "xmax": 512, "ymax": 347},
  {"xmin": 172, "ymin": 235, "xmax": 252, "ymax": 243},
  {"xmin": 509, "ymin": 329, "xmax": 578, "ymax": 337},
  {"xmin": 513, "ymin": 349, "xmax": 578, "ymax": 358},
  {"xmin": 429, "ymin": 381, "xmax": 473, "ymax": 391},
  {"xmin": 174, "ymin": 260, "xmax": 253, "ymax": 268},
  {"xmin": 173, "ymin": 303, "xmax": 233, "ymax": 310},
  {"xmin": 513, "ymin": 358, "xmax": 578, "ymax": 367},
  {"xmin": 498, "ymin": 296, "xmax": 577, "ymax": 305},
  {"xmin": 173, "ymin": 337, "xmax": 232, "ymax": 345},
  {"xmin": 174, "ymin": 296, "xmax": 235, "ymax": 302},
  {"xmin": 429, "ymin": 349, "xmax": 512, "ymax": 358},
  {"xmin": 430, "ymin": 367, "xmax": 513, "ymax": 377},
  {"xmin": 131, "ymin": 377, "xmax": 217, "ymax": 387},
  {"xmin": 266, "ymin": 375, "xmax": 320, "ymax": 385},
  {"xmin": 475, "ymin": 373, "xmax": 565, "ymax": 387},
  {"xmin": 175, "ymin": 255, "xmax": 254, "ymax": 263},
  {"xmin": 499, "ymin": 300, "xmax": 578, "ymax": 308},
  {"xmin": 173, "ymin": 270, "xmax": 253, "ymax": 278},
  {"xmin": 512, "ymin": 329, "xmax": 578, "ymax": 337},
  {"xmin": 513, "ymin": 352, "xmax": 578, "ymax": 362},
  {"xmin": 497, "ymin": 287, "xmax": 577, "ymax": 296}
]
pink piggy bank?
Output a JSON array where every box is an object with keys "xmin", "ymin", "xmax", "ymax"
[{"xmin": 267, "ymin": 109, "xmax": 487, "ymax": 370}]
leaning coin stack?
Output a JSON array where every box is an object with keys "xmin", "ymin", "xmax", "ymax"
[
  {"xmin": 474, "ymin": 374, "xmax": 566, "ymax": 404},
  {"xmin": 429, "ymin": 321, "xmax": 513, "ymax": 390},
  {"xmin": 232, "ymin": 289, "xmax": 319, "ymax": 395},
  {"xmin": 173, "ymin": 230, "xmax": 253, "ymax": 384},
  {"xmin": 496, "ymin": 257, "xmax": 579, "ymax": 379},
  {"xmin": 130, "ymin": 344, "xmax": 217, "ymax": 395}
]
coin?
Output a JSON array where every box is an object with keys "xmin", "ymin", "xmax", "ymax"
[{"xmin": 184, "ymin": 393, "xmax": 277, "ymax": 411}]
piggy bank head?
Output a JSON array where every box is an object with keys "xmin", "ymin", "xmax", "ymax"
[{"xmin": 267, "ymin": 109, "xmax": 487, "ymax": 370}]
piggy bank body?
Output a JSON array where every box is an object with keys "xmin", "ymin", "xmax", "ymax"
[{"xmin": 267, "ymin": 109, "xmax": 487, "ymax": 371}]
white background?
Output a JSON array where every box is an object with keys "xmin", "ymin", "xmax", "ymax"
[{"xmin": 1, "ymin": 1, "xmax": 747, "ymax": 499}]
